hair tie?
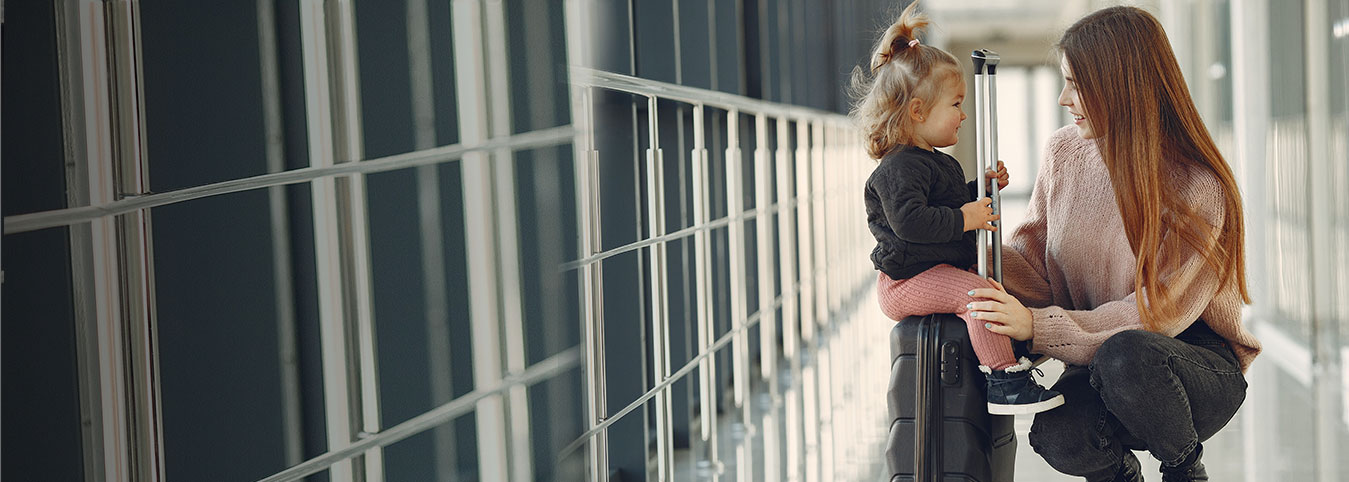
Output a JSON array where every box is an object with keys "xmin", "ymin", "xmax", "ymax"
[{"xmin": 908, "ymin": 39, "xmax": 920, "ymax": 48}]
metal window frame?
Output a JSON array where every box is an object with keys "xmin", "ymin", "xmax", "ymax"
[
  {"xmin": 54, "ymin": 2, "xmax": 165, "ymax": 480},
  {"xmin": 257, "ymin": 348, "xmax": 581, "ymax": 482},
  {"xmin": 297, "ymin": 1, "xmax": 384, "ymax": 480},
  {"xmin": 3, "ymin": 127, "xmax": 574, "ymax": 235},
  {"xmin": 404, "ymin": 0, "xmax": 463, "ymax": 478},
  {"xmin": 1302, "ymin": 1, "xmax": 1343, "ymax": 480},
  {"xmin": 22, "ymin": 10, "xmax": 884, "ymax": 477},
  {"xmin": 17, "ymin": 6, "xmax": 572, "ymax": 482},
  {"xmin": 450, "ymin": 1, "xmax": 535, "ymax": 480},
  {"xmin": 54, "ymin": 1, "xmax": 105, "ymax": 479},
  {"xmin": 253, "ymin": 63, "xmax": 870, "ymax": 482},
  {"xmin": 255, "ymin": 0, "xmax": 304, "ymax": 466},
  {"xmin": 480, "ymin": 3, "xmax": 537, "ymax": 480}
]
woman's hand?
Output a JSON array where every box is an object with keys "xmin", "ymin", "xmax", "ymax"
[
  {"xmin": 967, "ymin": 278, "xmax": 1033, "ymax": 341},
  {"xmin": 984, "ymin": 160, "xmax": 1009, "ymax": 192},
  {"xmin": 960, "ymin": 197, "xmax": 1000, "ymax": 232}
]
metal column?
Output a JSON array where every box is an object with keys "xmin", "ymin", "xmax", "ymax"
[
  {"xmin": 450, "ymin": 1, "xmax": 512, "ymax": 480},
  {"xmin": 563, "ymin": 2, "xmax": 609, "ymax": 480},
  {"xmin": 298, "ymin": 1, "xmax": 384, "ymax": 479},
  {"xmin": 256, "ymin": 0, "xmax": 304, "ymax": 466},
  {"xmin": 690, "ymin": 103, "xmax": 722, "ymax": 476},
  {"xmin": 725, "ymin": 109, "xmax": 756, "ymax": 482},
  {"xmin": 644, "ymin": 95, "xmax": 675, "ymax": 481},
  {"xmin": 481, "ymin": 1, "xmax": 535, "ymax": 479},
  {"xmin": 1303, "ymin": 2, "xmax": 1343, "ymax": 480},
  {"xmin": 56, "ymin": 2, "xmax": 165, "ymax": 480},
  {"xmin": 754, "ymin": 113, "xmax": 778, "ymax": 384},
  {"xmin": 405, "ymin": 0, "xmax": 458, "ymax": 478}
]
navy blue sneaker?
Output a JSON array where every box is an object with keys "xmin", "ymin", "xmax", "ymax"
[{"xmin": 981, "ymin": 357, "xmax": 1065, "ymax": 415}]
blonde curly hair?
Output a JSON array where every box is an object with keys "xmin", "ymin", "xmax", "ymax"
[{"xmin": 850, "ymin": 0, "xmax": 962, "ymax": 159}]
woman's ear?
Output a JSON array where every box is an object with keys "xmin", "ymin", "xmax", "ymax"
[{"xmin": 908, "ymin": 98, "xmax": 926, "ymax": 123}]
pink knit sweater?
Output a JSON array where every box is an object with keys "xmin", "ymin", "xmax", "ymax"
[{"xmin": 1001, "ymin": 126, "xmax": 1261, "ymax": 372}]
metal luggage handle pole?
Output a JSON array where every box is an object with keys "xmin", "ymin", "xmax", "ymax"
[{"xmin": 972, "ymin": 49, "xmax": 1002, "ymax": 283}]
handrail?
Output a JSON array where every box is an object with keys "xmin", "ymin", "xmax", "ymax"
[
  {"xmin": 3, "ymin": 125, "xmax": 574, "ymax": 234},
  {"xmin": 569, "ymin": 66, "xmax": 850, "ymax": 124},
  {"xmin": 557, "ymin": 184, "xmax": 880, "ymax": 273},
  {"xmin": 558, "ymin": 201, "xmax": 795, "ymax": 272},
  {"xmin": 257, "ymin": 347, "xmax": 581, "ymax": 482},
  {"xmin": 566, "ymin": 65, "xmax": 868, "ymax": 482},
  {"xmin": 556, "ymin": 295, "xmax": 781, "ymax": 460}
]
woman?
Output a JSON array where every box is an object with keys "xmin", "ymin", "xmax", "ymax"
[{"xmin": 965, "ymin": 7, "xmax": 1262, "ymax": 482}]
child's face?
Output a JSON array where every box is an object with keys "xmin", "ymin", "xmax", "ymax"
[
  {"xmin": 914, "ymin": 77, "xmax": 967, "ymax": 149},
  {"xmin": 1058, "ymin": 56, "xmax": 1097, "ymax": 139}
]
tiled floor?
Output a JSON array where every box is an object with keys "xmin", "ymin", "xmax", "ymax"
[{"xmin": 670, "ymin": 356, "xmax": 1252, "ymax": 481}]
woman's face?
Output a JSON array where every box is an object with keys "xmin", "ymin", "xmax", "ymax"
[{"xmin": 1058, "ymin": 56, "xmax": 1097, "ymax": 139}]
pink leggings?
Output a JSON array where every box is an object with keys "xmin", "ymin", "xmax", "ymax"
[{"xmin": 876, "ymin": 264, "xmax": 1017, "ymax": 370}]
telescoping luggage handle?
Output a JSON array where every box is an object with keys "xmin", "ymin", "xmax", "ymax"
[{"xmin": 972, "ymin": 49, "xmax": 1003, "ymax": 284}]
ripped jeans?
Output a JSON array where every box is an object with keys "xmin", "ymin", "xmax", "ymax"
[{"xmin": 1027, "ymin": 321, "xmax": 1247, "ymax": 480}]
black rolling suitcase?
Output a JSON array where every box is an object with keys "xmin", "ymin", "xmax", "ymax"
[
  {"xmin": 885, "ymin": 315, "xmax": 1017, "ymax": 482},
  {"xmin": 883, "ymin": 49, "xmax": 1016, "ymax": 482}
]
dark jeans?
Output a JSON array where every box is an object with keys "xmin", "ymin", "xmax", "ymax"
[{"xmin": 1028, "ymin": 321, "xmax": 1247, "ymax": 480}]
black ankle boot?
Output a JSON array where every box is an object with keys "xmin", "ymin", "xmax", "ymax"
[
  {"xmin": 1161, "ymin": 444, "xmax": 1209, "ymax": 482},
  {"xmin": 1114, "ymin": 451, "xmax": 1143, "ymax": 482}
]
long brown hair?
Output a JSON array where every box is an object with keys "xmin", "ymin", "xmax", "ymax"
[
  {"xmin": 1060, "ymin": 6, "xmax": 1250, "ymax": 330},
  {"xmin": 849, "ymin": 0, "xmax": 961, "ymax": 159}
]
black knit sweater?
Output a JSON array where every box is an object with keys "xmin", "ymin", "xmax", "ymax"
[{"xmin": 864, "ymin": 145, "xmax": 980, "ymax": 280}]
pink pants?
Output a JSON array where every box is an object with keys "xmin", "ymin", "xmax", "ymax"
[{"xmin": 876, "ymin": 264, "xmax": 1017, "ymax": 370}]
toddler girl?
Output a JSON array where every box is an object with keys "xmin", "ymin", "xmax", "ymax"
[{"xmin": 851, "ymin": 1, "xmax": 1062, "ymax": 415}]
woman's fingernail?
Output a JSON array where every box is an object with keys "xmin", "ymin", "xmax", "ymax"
[
  {"xmin": 970, "ymin": 312, "xmax": 979, "ymax": 318},
  {"xmin": 966, "ymin": 303, "xmax": 973, "ymax": 309},
  {"xmin": 968, "ymin": 290, "xmax": 976, "ymax": 296},
  {"xmin": 985, "ymin": 323, "xmax": 992, "ymax": 329}
]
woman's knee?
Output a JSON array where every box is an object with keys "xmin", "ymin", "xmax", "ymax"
[
  {"xmin": 1029, "ymin": 413, "xmax": 1106, "ymax": 475},
  {"xmin": 1090, "ymin": 330, "xmax": 1166, "ymax": 386}
]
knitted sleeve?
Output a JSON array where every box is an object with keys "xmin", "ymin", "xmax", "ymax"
[
  {"xmin": 1030, "ymin": 166, "xmax": 1227, "ymax": 365},
  {"xmin": 999, "ymin": 146, "xmax": 1055, "ymax": 308}
]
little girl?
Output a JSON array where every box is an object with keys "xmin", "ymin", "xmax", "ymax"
[{"xmin": 851, "ymin": 1, "xmax": 1062, "ymax": 415}]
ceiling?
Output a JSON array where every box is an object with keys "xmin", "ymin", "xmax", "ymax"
[{"xmin": 920, "ymin": 0, "xmax": 1161, "ymax": 65}]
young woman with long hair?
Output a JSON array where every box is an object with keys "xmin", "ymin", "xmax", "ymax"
[{"xmin": 965, "ymin": 6, "xmax": 1261, "ymax": 481}]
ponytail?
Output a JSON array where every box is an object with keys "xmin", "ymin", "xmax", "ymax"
[{"xmin": 850, "ymin": 0, "xmax": 961, "ymax": 159}]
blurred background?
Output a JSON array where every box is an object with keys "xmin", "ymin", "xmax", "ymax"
[{"xmin": 2, "ymin": 0, "xmax": 1346, "ymax": 481}]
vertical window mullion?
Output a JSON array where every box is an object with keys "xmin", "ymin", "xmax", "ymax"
[
  {"xmin": 298, "ymin": 0, "xmax": 385, "ymax": 479},
  {"xmin": 481, "ymin": 2, "xmax": 535, "ymax": 480},
  {"xmin": 405, "ymin": 0, "xmax": 462, "ymax": 479},
  {"xmin": 449, "ymin": 1, "xmax": 512, "ymax": 480},
  {"xmin": 256, "ymin": 0, "xmax": 304, "ymax": 468}
]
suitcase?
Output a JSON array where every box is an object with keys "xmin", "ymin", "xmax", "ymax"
[
  {"xmin": 885, "ymin": 315, "xmax": 1017, "ymax": 482},
  {"xmin": 883, "ymin": 49, "xmax": 1016, "ymax": 482}
]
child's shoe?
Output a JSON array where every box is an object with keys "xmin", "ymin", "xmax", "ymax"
[{"xmin": 980, "ymin": 357, "xmax": 1065, "ymax": 415}]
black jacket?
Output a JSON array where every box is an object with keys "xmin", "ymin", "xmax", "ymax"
[{"xmin": 865, "ymin": 145, "xmax": 980, "ymax": 280}]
